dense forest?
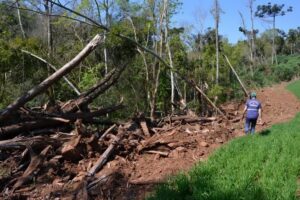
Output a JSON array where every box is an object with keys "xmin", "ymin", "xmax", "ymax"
[{"xmin": 1, "ymin": 0, "xmax": 300, "ymax": 120}]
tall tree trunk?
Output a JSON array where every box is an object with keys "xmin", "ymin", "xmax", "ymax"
[
  {"xmin": 127, "ymin": 17, "xmax": 151, "ymax": 110},
  {"xmin": 44, "ymin": 0, "xmax": 55, "ymax": 102},
  {"xmin": 239, "ymin": 12, "xmax": 253, "ymax": 76},
  {"xmin": 16, "ymin": 0, "xmax": 26, "ymax": 39},
  {"xmin": 213, "ymin": 0, "xmax": 220, "ymax": 85},
  {"xmin": 150, "ymin": 1, "xmax": 166, "ymax": 121},
  {"xmin": 103, "ymin": 0, "xmax": 110, "ymax": 74},
  {"xmin": 272, "ymin": 15, "xmax": 277, "ymax": 65},
  {"xmin": 249, "ymin": 0, "xmax": 256, "ymax": 66},
  {"xmin": 164, "ymin": 0, "xmax": 175, "ymax": 113}
]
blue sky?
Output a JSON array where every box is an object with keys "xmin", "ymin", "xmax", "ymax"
[{"xmin": 173, "ymin": 0, "xmax": 299, "ymax": 44}]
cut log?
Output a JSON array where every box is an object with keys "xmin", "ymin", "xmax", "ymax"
[
  {"xmin": 0, "ymin": 34, "xmax": 104, "ymax": 120},
  {"xmin": 88, "ymin": 127, "xmax": 126, "ymax": 176},
  {"xmin": 12, "ymin": 145, "xmax": 52, "ymax": 192},
  {"xmin": 140, "ymin": 121, "xmax": 151, "ymax": 137},
  {"xmin": 162, "ymin": 116, "xmax": 217, "ymax": 124},
  {"xmin": 61, "ymin": 135, "xmax": 82, "ymax": 161},
  {"xmin": 62, "ymin": 64, "xmax": 127, "ymax": 113},
  {"xmin": 137, "ymin": 136, "xmax": 178, "ymax": 152},
  {"xmin": 0, "ymin": 136, "xmax": 61, "ymax": 150},
  {"xmin": 145, "ymin": 150, "xmax": 169, "ymax": 157},
  {"xmin": 58, "ymin": 103, "xmax": 124, "ymax": 121},
  {"xmin": 0, "ymin": 104, "xmax": 123, "ymax": 140},
  {"xmin": 99, "ymin": 124, "xmax": 116, "ymax": 141},
  {"xmin": 0, "ymin": 119, "xmax": 66, "ymax": 140}
]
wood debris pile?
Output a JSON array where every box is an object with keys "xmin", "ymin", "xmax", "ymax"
[{"xmin": 0, "ymin": 103, "xmax": 242, "ymax": 199}]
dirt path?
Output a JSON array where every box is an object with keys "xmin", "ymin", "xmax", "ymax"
[
  {"xmin": 110, "ymin": 82, "xmax": 300, "ymax": 200},
  {"xmin": 255, "ymin": 82, "xmax": 300, "ymax": 131}
]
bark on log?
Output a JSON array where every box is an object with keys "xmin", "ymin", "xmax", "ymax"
[
  {"xmin": 0, "ymin": 119, "xmax": 66, "ymax": 140},
  {"xmin": 12, "ymin": 145, "xmax": 52, "ymax": 192},
  {"xmin": 162, "ymin": 116, "xmax": 217, "ymax": 123},
  {"xmin": 56, "ymin": 103, "xmax": 124, "ymax": 121},
  {"xmin": 88, "ymin": 127, "xmax": 126, "ymax": 176},
  {"xmin": 99, "ymin": 124, "xmax": 117, "ymax": 141},
  {"xmin": 145, "ymin": 150, "xmax": 169, "ymax": 157},
  {"xmin": 140, "ymin": 121, "xmax": 151, "ymax": 137},
  {"xmin": 0, "ymin": 104, "xmax": 123, "ymax": 140},
  {"xmin": 0, "ymin": 136, "xmax": 60, "ymax": 150},
  {"xmin": 0, "ymin": 34, "xmax": 103, "ymax": 120},
  {"xmin": 62, "ymin": 64, "xmax": 127, "ymax": 113},
  {"xmin": 61, "ymin": 135, "xmax": 82, "ymax": 161},
  {"xmin": 137, "ymin": 137, "xmax": 178, "ymax": 152}
]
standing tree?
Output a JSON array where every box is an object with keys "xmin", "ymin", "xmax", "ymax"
[
  {"xmin": 255, "ymin": 2, "xmax": 292, "ymax": 65},
  {"xmin": 249, "ymin": 0, "xmax": 256, "ymax": 65},
  {"xmin": 238, "ymin": 10, "xmax": 258, "ymax": 76},
  {"xmin": 210, "ymin": 0, "xmax": 222, "ymax": 85},
  {"xmin": 16, "ymin": 0, "xmax": 26, "ymax": 38}
]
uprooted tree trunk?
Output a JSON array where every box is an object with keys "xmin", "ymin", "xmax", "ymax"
[
  {"xmin": 0, "ymin": 34, "xmax": 104, "ymax": 121},
  {"xmin": 61, "ymin": 63, "xmax": 127, "ymax": 113}
]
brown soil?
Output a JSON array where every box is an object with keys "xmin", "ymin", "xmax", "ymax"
[
  {"xmin": 113, "ymin": 82, "xmax": 300, "ymax": 200},
  {"xmin": 1, "ymin": 82, "xmax": 300, "ymax": 200}
]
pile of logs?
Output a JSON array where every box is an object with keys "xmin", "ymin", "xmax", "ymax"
[{"xmin": 0, "ymin": 110, "xmax": 235, "ymax": 199}]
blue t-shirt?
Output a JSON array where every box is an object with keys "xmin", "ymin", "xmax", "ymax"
[{"xmin": 246, "ymin": 99, "xmax": 261, "ymax": 119}]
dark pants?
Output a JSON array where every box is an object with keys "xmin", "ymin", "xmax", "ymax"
[{"xmin": 245, "ymin": 118, "xmax": 257, "ymax": 135}]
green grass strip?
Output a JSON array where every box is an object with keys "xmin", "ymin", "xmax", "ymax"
[
  {"xmin": 287, "ymin": 79, "xmax": 300, "ymax": 100},
  {"xmin": 148, "ymin": 81, "xmax": 300, "ymax": 200}
]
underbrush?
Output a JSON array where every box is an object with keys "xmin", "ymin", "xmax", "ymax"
[{"xmin": 238, "ymin": 55, "xmax": 300, "ymax": 89}]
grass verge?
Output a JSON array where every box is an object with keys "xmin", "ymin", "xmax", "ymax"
[
  {"xmin": 287, "ymin": 79, "xmax": 300, "ymax": 99},
  {"xmin": 148, "ymin": 116, "xmax": 300, "ymax": 200},
  {"xmin": 148, "ymin": 81, "xmax": 300, "ymax": 200}
]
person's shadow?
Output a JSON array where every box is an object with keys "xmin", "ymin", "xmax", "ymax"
[{"xmin": 259, "ymin": 129, "xmax": 271, "ymax": 136}]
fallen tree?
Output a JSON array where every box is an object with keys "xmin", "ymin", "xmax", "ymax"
[{"xmin": 0, "ymin": 34, "xmax": 104, "ymax": 120}]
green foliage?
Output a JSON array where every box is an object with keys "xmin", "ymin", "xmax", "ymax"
[
  {"xmin": 78, "ymin": 64, "xmax": 104, "ymax": 91},
  {"xmin": 106, "ymin": 21, "xmax": 136, "ymax": 60},
  {"xmin": 149, "ymin": 112, "xmax": 300, "ymax": 200},
  {"xmin": 272, "ymin": 55, "xmax": 300, "ymax": 82},
  {"xmin": 255, "ymin": 3, "xmax": 292, "ymax": 18},
  {"xmin": 287, "ymin": 79, "xmax": 300, "ymax": 99},
  {"xmin": 207, "ymin": 84, "xmax": 224, "ymax": 101}
]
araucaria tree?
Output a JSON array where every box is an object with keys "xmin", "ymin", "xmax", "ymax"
[{"xmin": 255, "ymin": 2, "xmax": 292, "ymax": 65}]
